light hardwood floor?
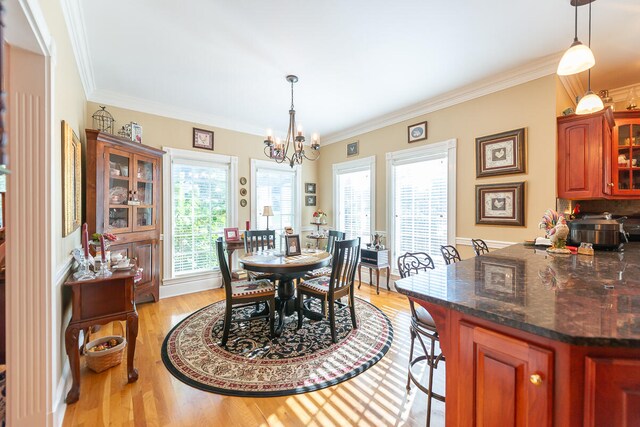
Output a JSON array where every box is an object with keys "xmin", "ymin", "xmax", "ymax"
[{"xmin": 62, "ymin": 282, "xmax": 445, "ymax": 427}]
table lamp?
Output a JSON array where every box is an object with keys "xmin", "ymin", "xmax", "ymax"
[{"xmin": 262, "ymin": 206, "xmax": 274, "ymax": 230}]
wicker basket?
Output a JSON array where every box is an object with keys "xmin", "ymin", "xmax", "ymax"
[{"xmin": 84, "ymin": 322, "xmax": 127, "ymax": 373}]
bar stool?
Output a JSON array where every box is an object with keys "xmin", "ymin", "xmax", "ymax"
[
  {"xmin": 440, "ymin": 245, "xmax": 461, "ymax": 265},
  {"xmin": 398, "ymin": 252, "xmax": 445, "ymax": 427},
  {"xmin": 471, "ymin": 238, "xmax": 489, "ymax": 256}
]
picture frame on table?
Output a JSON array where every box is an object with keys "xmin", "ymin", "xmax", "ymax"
[
  {"xmin": 305, "ymin": 195, "xmax": 316, "ymax": 206},
  {"xmin": 305, "ymin": 182, "xmax": 316, "ymax": 194},
  {"xmin": 224, "ymin": 227, "xmax": 240, "ymax": 241},
  {"xmin": 476, "ymin": 181, "xmax": 525, "ymax": 226},
  {"xmin": 346, "ymin": 141, "xmax": 359, "ymax": 157},
  {"xmin": 474, "ymin": 256, "xmax": 525, "ymax": 306},
  {"xmin": 408, "ymin": 121, "xmax": 428, "ymax": 143},
  {"xmin": 476, "ymin": 128, "xmax": 526, "ymax": 178},
  {"xmin": 62, "ymin": 121, "xmax": 82, "ymax": 237},
  {"xmin": 285, "ymin": 234, "xmax": 302, "ymax": 257},
  {"xmin": 193, "ymin": 127, "xmax": 214, "ymax": 150}
]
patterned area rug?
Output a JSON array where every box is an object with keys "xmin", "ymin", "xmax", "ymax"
[{"xmin": 162, "ymin": 297, "xmax": 393, "ymax": 397}]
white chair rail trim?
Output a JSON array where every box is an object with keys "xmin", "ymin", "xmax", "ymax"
[{"xmin": 455, "ymin": 237, "xmax": 516, "ymax": 249}]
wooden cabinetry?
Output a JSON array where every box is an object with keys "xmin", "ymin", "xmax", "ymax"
[
  {"xmin": 611, "ymin": 111, "xmax": 640, "ymax": 196},
  {"xmin": 458, "ymin": 322, "xmax": 553, "ymax": 426},
  {"xmin": 557, "ymin": 109, "xmax": 614, "ymax": 199},
  {"xmin": 86, "ymin": 129, "xmax": 165, "ymax": 303}
]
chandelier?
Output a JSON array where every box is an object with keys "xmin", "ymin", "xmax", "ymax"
[{"xmin": 264, "ymin": 75, "xmax": 320, "ymax": 167}]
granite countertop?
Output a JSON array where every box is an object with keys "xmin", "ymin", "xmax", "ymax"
[{"xmin": 394, "ymin": 243, "xmax": 640, "ymax": 347}]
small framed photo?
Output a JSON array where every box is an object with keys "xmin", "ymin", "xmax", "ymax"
[
  {"xmin": 224, "ymin": 227, "xmax": 240, "ymax": 241},
  {"xmin": 285, "ymin": 234, "xmax": 302, "ymax": 256},
  {"xmin": 475, "ymin": 257, "xmax": 525, "ymax": 306},
  {"xmin": 305, "ymin": 195, "xmax": 316, "ymax": 206},
  {"xmin": 130, "ymin": 122, "xmax": 143, "ymax": 143},
  {"xmin": 476, "ymin": 182, "xmax": 525, "ymax": 226},
  {"xmin": 269, "ymin": 146, "xmax": 284, "ymax": 160},
  {"xmin": 476, "ymin": 128, "xmax": 526, "ymax": 178},
  {"xmin": 305, "ymin": 182, "xmax": 316, "ymax": 194},
  {"xmin": 193, "ymin": 127, "xmax": 214, "ymax": 150},
  {"xmin": 346, "ymin": 141, "xmax": 359, "ymax": 157},
  {"xmin": 408, "ymin": 121, "xmax": 427, "ymax": 143}
]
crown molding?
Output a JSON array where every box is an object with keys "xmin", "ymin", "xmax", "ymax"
[
  {"xmin": 61, "ymin": 0, "xmax": 95, "ymax": 97},
  {"xmin": 608, "ymin": 82, "xmax": 640, "ymax": 103},
  {"xmin": 322, "ymin": 53, "xmax": 563, "ymax": 145},
  {"xmin": 89, "ymin": 89, "xmax": 266, "ymax": 136},
  {"xmin": 558, "ymin": 74, "xmax": 583, "ymax": 106}
]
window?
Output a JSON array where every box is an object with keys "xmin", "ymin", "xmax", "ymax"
[
  {"xmin": 333, "ymin": 156, "xmax": 375, "ymax": 244},
  {"xmin": 387, "ymin": 140, "xmax": 456, "ymax": 270},
  {"xmin": 164, "ymin": 148, "xmax": 237, "ymax": 280},
  {"xmin": 251, "ymin": 159, "xmax": 301, "ymax": 246}
]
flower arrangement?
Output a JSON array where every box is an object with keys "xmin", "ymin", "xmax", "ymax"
[
  {"xmin": 91, "ymin": 232, "xmax": 118, "ymax": 243},
  {"xmin": 313, "ymin": 209, "xmax": 327, "ymax": 223}
]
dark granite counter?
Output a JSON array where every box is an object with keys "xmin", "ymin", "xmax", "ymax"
[{"xmin": 394, "ymin": 243, "xmax": 640, "ymax": 347}]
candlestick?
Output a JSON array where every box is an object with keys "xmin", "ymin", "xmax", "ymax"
[
  {"xmin": 82, "ymin": 223, "xmax": 89, "ymax": 257},
  {"xmin": 100, "ymin": 235, "xmax": 106, "ymax": 262},
  {"xmin": 245, "ymin": 220, "xmax": 250, "ymax": 230}
]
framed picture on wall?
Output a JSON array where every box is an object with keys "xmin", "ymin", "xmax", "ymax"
[
  {"xmin": 305, "ymin": 195, "xmax": 316, "ymax": 206},
  {"xmin": 62, "ymin": 121, "xmax": 82, "ymax": 237},
  {"xmin": 193, "ymin": 127, "xmax": 214, "ymax": 150},
  {"xmin": 475, "ymin": 181, "xmax": 525, "ymax": 226},
  {"xmin": 346, "ymin": 141, "xmax": 359, "ymax": 157},
  {"xmin": 305, "ymin": 182, "xmax": 316, "ymax": 194},
  {"xmin": 408, "ymin": 121, "xmax": 428, "ymax": 143},
  {"xmin": 476, "ymin": 128, "xmax": 526, "ymax": 178}
]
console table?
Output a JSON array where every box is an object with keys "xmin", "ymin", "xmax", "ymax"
[
  {"xmin": 358, "ymin": 248, "xmax": 390, "ymax": 294},
  {"xmin": 225, "ymin": 238, "xmax": 245, "ymax": 279},
  {"xmin": 64, "ymin": 270, "xmax": 139, "ymax": 403}
]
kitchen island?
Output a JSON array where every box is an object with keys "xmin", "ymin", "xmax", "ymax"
[{"xmin": 395, "ymin": 244, "xmax": 640, "ymax": 427}]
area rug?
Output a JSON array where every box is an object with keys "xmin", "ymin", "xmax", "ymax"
[{"xmin": 161, "ymin": 297, "xmax": 393, "ymax": 397}]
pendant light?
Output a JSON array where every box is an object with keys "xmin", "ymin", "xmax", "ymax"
[
  {"xmin": 557, "ymin": 0, "xmax": 596, "ymax": 76},
  {"xmin": 576, "ymin": 1, "xmax": 603, "ymax": 115}
]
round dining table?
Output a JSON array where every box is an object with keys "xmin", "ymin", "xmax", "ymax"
[{"xmin": 238, "ymin": 249, "xmax": 331, "ymax": 336}]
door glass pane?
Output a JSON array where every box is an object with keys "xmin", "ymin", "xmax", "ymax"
[
  {"xmin": 109, "ymin": 153, "xmax": 130, "ymax": 177},
  {"xmin": 619, "ymin": 125, "xmax": 631, "ymax": 146},
  {"xmin": 109, "ymin": 207, "xmax": 129, "ymax": 229},
  {"xmin": 137, "ymin": 207, "xmax": 153, "ymax": 227},
  {"xmin": 617, "ymin": 148, "xmax": 630, "ymax": 168},
  {"xmin": 137, "ymin": 159, "xmax": 153, "ymax": 181},
  {"xmin": 619, "ymin": 170, "xmax": 631, "ymax": 190},
  {"xmin": 109, "ymin": 177, "xmax": 129, "ymax": 204},
  {"xmin": 137, "ymin": 181, "xmax": 153, "ymax": 205},
  {"xmin": 633, "ymin": 124, "xmax": 640, "ymax": 146}
]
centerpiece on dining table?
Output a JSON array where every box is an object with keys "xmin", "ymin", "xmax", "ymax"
[{"xmin": 312, "ymin": 209, "xmax": 327, "ymax": 224}]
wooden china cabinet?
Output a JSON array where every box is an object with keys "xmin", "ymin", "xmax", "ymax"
[
  {"xmin": 611, "ymin": 111, "xmax": 640, "ymax": 196},
  {"xmin": 85, "ymin": 129, "xmax": 165, "ymax": 303}
]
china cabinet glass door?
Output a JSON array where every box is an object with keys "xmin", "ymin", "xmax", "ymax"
[
  {"xmin": 106, "ymin": 148, "xmax": 133, "ymax": 233},
  {"xmin": 133, "ymin": 155, "xmax": 157, "ymax": 231},
  {"xmin": 614, "ymin": 120, "xmax": 640, "ymax": 193}
]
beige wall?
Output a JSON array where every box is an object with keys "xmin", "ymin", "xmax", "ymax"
[
  {"xmin": 86, "ymin": 101, "xmax": 318, "ymax": 233},
  {"xmin": 38, "ymin": 0, "xmax": 88, "ymax": 408},
  {"xmin": 318, "ymin": 75, "xmax": 558, "ymax": 260}
]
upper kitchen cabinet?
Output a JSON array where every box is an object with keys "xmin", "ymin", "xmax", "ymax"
[
  {"xmin": 611, "ymin": 111, "xmax": 640, "ymax": 196},
  {"xmin": 557, "ymin": 109, "xmax": 614, "ymax": 199}
]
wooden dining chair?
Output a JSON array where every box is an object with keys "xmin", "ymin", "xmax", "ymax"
[
  {"xmin": 440, "ymin": 245, "xmax": 461, "ymax": 265},
  {"xmin": 471, "ymin": 239, "xmax": 489, "ymax": 256},
  {"xmin": 397, "ymin": 252, "xmax": 445, "ymax": 427},
  {"xmin": 216, "ymin": 237, "xmax": 276, "ymax": 346},
  {"xmin": 244, "ymin": 229, "xmax": 276, "ymax": 252},
  {"xmin": 296, "ymin": 237, "xmax": 360, "ymax": 343},
  {"xmin": 305, "ymin": 230, "xmax": 346, "ymax": 279}
]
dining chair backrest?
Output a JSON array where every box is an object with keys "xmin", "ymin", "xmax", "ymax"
[
  {"xmin": 440, "ymin": 245, "xmax": 461, "ymax": 265},
  {"xmin": 326, "ymin": 230, "xmax": 346, "ymax": 255},
  {"xmin": 397, "ymin": 252, "xmax": 435, "ymax": 279},
  {"xmin": 216, "ymin": 237, "xmax": 233, "ymax": 297},
  {"xmin": 471, "ymin": 239, "xmax": 489, "ymax": 256},
  {"xmin": 244, "ymin": 229, "xmax": 276, "ymax": 252},
  {"xmin": 328, "ymin": 237, "xmax": 361, "ymax": 296}
]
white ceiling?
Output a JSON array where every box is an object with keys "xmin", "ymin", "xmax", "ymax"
[{"xmin": 69, "ymin": 0, "xmax": 640, "ymax": 142}]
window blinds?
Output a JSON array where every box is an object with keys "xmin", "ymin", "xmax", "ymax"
[
  {"xmin": 337, "ymin": 169, "xmax": 371, "ymax": 244},
  {"xmin": 172, "ymin": 161, "xmax": 228, "ymax": 275},
  {"xmin": 255, "ymin": 167, "xmax": 296, "ymax": 241}
]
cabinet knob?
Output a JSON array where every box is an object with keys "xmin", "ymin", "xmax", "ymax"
[
  {"xmin": 529, "ymin": 373, "xmax": 543, "ymax": 386},
  {"xmin": 608, "ymin": 183, "xmax": 614, "ymax": 187}
]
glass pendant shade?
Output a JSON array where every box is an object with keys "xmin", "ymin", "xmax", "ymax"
[
  {"xmin": 576, "ymin": 90, "xmax": 604, "ymax": 115},
  {"xmin": 557, "ymin": 41, "xmax": 595, "ymax": 76}
]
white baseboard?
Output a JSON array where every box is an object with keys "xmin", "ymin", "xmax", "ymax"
[
  {"xmin": 455, "ymin": 237, "xmax": 516, "ymax": 249},
  {"xmin": 52, "ymin": 362, "xmax": 71, "ymax": 427},
  {"xmin": 160, "ymin": 271, "xmax": 223, "ymax": 299}
]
